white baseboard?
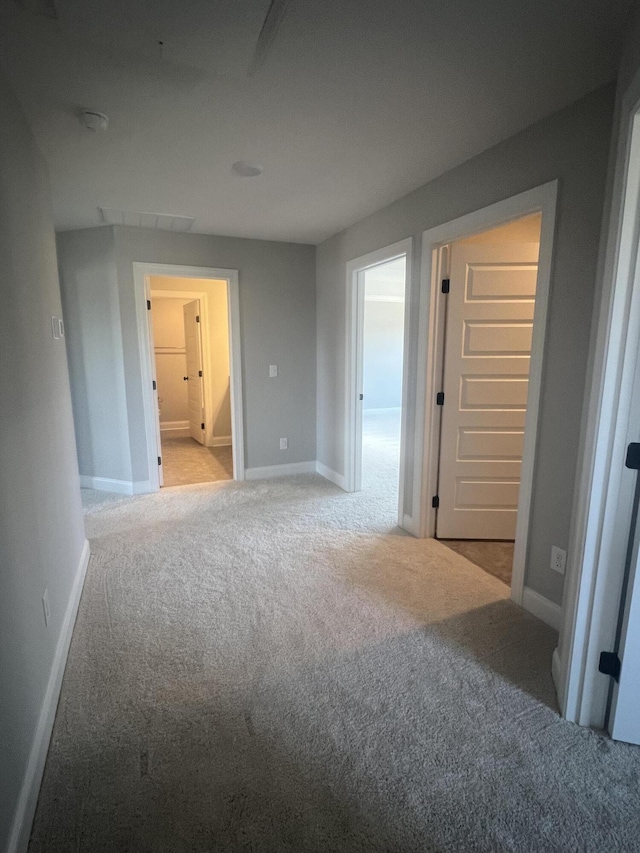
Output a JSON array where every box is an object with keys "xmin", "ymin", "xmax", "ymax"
[
  {"xmin": 402, "ymin": 514, "xmax": 418, "ymax": 536},
  {"xmin": 315, "ymin": 461, "xmax": 348, "ymax": 491},
  {"xmin": 207, "ymin": 435, "xmax": 232, "ymax": 447},
  {"xmin": 132, "ymin": 480, "xmax": 154, "ymax": 495},
  {"xmin": 7, "ymin": 538, "xmax": 90, "ymax": 853},
  {"xmin": 79, "ymin": 475, "xmax": 134, "ymax": 495},
  {"xmin": 160, "ymin": 420, "xmax": 190, "ymax": 438},
  {"xmin": 245, "ymin": 461, "xmax": 317, "ymax": 480},
  {"xmin": 521, "ymin": 586, "xmax": 562, "ymax": 631}
]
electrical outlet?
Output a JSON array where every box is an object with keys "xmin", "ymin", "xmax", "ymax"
[
  {"xmin": 269, "ymin": 364, "xmax": 278, "ymax": 378},
  {"xmin": 550, "ymin": 546, "xmax": 567, "ymax": 575},
  {"xmin": 42, "ymin": 589, "xmax": 50, "ymax": 627},
  {"xmin": 279, "ymin": 437, "xmax": 288, "ymax": 450}
]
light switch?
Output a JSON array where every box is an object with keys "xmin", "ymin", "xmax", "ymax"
[
  {"xmin": 269, "ymin": 365, "xmax": 278, "ymax": 378},
  {"xmin": 51, "ymin": 316, "xmax": 60, "ymax": 340}
]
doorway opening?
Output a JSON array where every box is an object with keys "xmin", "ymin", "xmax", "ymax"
[
  {"xmin": 345, "ymin": 238, "xmax": 412, "ymax": 527},
  {"xmin": 362, "ymin": 257, "xmax": 406, "ymax": 495},
  {"xmin": 134, "ymin": 263, "xmax": 244, "ymax": 491},
  {"xmin": 149, "ymin": 281, "xmax": 233, "ymax": 487},
  {"xmin": 435, "ymin": 213, "xmax": 543, "ymax": 588},
  {"xmin": 416, "ymin": 182, "xmax": 558, "ymax": 614}
]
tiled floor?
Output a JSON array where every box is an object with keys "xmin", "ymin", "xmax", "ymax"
[
  {"xmin": 160, "ymin": 436, "xmax": 233, "ymax": 487},
  {"xmin": 439, "ymin": 539, "xmax": 514, "ymax": 585}
]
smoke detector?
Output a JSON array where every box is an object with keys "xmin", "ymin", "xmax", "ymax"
[{"xmin": 79, "ymin": 110, "xmax": 109, "ymax": 132}]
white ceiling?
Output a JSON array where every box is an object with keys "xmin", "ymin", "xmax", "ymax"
[{"xmin": 0, "ymin": 0, "xmax": 632, "ymax": 244}]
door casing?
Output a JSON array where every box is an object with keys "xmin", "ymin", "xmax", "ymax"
[
  {"xmin": 133, "ymin": 263, "xmax": 245, "ymax": 489},
  {"xmin": 345, "ymin": 238, "xmax": 413, "ymax": 529},
  {"xmin": 414, "ymin": 182, "xmax": 558, "ymax": 608}
]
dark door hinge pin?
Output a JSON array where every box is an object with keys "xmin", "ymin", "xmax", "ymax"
[
  {"xmin": 599, "ymin": 651, "xmax": 621, "ymax": 682},
  {"xmin": 436, "ymin": 391, "xmax": 444, "ymax": 406},
  {"xmin": 441, "ymin": 278, "xmax": 450, "ymax": 294}
]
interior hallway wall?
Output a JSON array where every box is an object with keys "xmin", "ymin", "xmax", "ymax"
[
  {"xmin": 0, "ymin": 68, "xmax": 87, "ymax": 852},
  {"xmin": 316, "ymin": 85, "xmax": 615, "ymax": 606},
  {"xmin": 57, "ymin": 226, "xmax": 316, "ymax": 483},
  {"xmin": 57, "ymin": 227, "xmax": 132, "ymax": 483},
  {"xmin": 150, "ymin": 277, "xmax": 232, "ymax": 444}
]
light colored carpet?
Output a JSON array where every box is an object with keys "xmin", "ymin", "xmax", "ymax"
[
  {"xmin": 160, "ymin": 436, "xmax": 233, "ymax": 486},
  {"xmin": 440, "ymin": 540, "xmax": 515, "ymax": 585},
  {"xmin": 28, "ymin": 431, "xmax": 640, "ymax": 851}
]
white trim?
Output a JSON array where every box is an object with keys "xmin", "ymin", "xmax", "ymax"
[
  {"xmin": 79, "ymin": 476, "xmax": 154, "ymax": 495},
  {"xmin": 414, "ymin": 182, "xmax": 558, "ymax": 610},
  {"xmin": 133, "ymin": 262, "xmax": 245, "ymax": 488},
  {"xmin": 79, "ymin": 475, "xmax": 134, "ymax": 494},
  {"xmin": 403, "ymin": 514, "xmax": 418, "ymax": 535},
  {"xmin": 560, "ymin": 80, "xmax": 640, "ymax": 727},
  {"xmin": 208, "ymin": 435, "xmax": 232, "ymax": 447},
  {"xmin": 364, "ymin": 295, "xmax": 405, "ymax": 303},
  {"xmin": 344, "ymin": 237, "xmax": 413, "ymax": 531},
  {"xmin": 522, "ymin": 586, "xmax": 562, "ymax": 631},
  {"xmin": 316, "ymin": 460, "xmax": 348, "ymax": 489},
  {"xmin": 160, "ymin": 420, "xmax": 190, "ymax": 437},
  {"xmin": 132, "ymin": 480, "xmax": 154, "ymax": 495},
  {"xmin": 552, "ymin": 647, "xmax": 563, "ymax": 703},
  {"xmin": 7, "ymin": 539, "xmax": 90, "ymax": 853},
  {"xmin": 245, "ymin": 461, "xmax": 316, "ymax": 480}
]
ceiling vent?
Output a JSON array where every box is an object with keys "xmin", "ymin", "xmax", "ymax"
[{"xmin": 99, "ymin": 207, "xmax": 195, "ymax": 232}]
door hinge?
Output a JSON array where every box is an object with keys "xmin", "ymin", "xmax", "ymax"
[
  {"xmin": 359, "ymin": 393, "xmax": 364, "ymax": 401},
  {"xmin": 201, "ymin": 422, "xmax": 205, "ymax": 430},
  {"xmin": 157, "ymin": 456, "xmax": 162, "ymax": 466},
  {"xmin": 441, "ymin": 278, "xmax": 450, "ymax": 294},
  {"xmin": 598, "ymin": 651, "xmax": 621, "ymax": 682},
  {"xmin": 152, "ymin": 380, "xmax": 156, "ymax": 391},
  {"xmin": 196, "ymin": 315, "xmax": 200, "ymax": 323},
  {"xmin": 432, "ymin": 495, "xmax": 440, "ymax": 509},
  {"xmin": 147, "ymin": 299, "xmax": 151, "ymax": 310},
  {"xmin": 198, "ymin": 370, "xmax": 203, "ymax": 377},
  {"xmin": 436, "ymin": 391, "xmax": 445, "ymax": 406},
  {"xmin": 626, "ymin": 442, "xmax": 640, "ymax": 470}
]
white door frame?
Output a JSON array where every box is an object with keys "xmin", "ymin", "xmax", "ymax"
[
  {"xmin": 345, "ymin": 238, "xmax": 413, "ymax": 527},
  {"xmin": 558, "ymin": 81, "xmax": 640, "ymax": 726},
  {"xmin": 133, "ymin": 263, "xmax": 245, "ymax": 488},
  {"xmin": 413, "ymin": 181, "xmax": 558, "ymax": 606}
]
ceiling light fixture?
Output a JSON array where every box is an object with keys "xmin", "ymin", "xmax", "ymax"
[
  {"xmin": 231, "ymin": 160, "xmax": 264, "ymax": 177},
  {"xmin": 79, "ymin": 110, "xmax": 109, "ymax": 132}
]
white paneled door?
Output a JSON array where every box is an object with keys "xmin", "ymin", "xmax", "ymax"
[
  {"xmin": 437, "ymin": 242, "xmax": 539, "ymax": 539},
  {"xmin": 183, "ymin": 299, "xmax": 206, "ymax": 445}
]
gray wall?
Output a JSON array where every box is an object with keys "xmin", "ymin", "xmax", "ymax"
[
  {"xmin": 316, "ymin": 85, "xmax": 615, "ymax": 605},
  {"xmin": 57, "ymin": 227, "xmax": 132, "ymax": 482},
  {"xmin": 0, "ymin": 70, "xmax": 86, "ymax": 850},
  {"xmin": 58, "ymin": 226, "xmax": 317, "ymax": 481}
]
